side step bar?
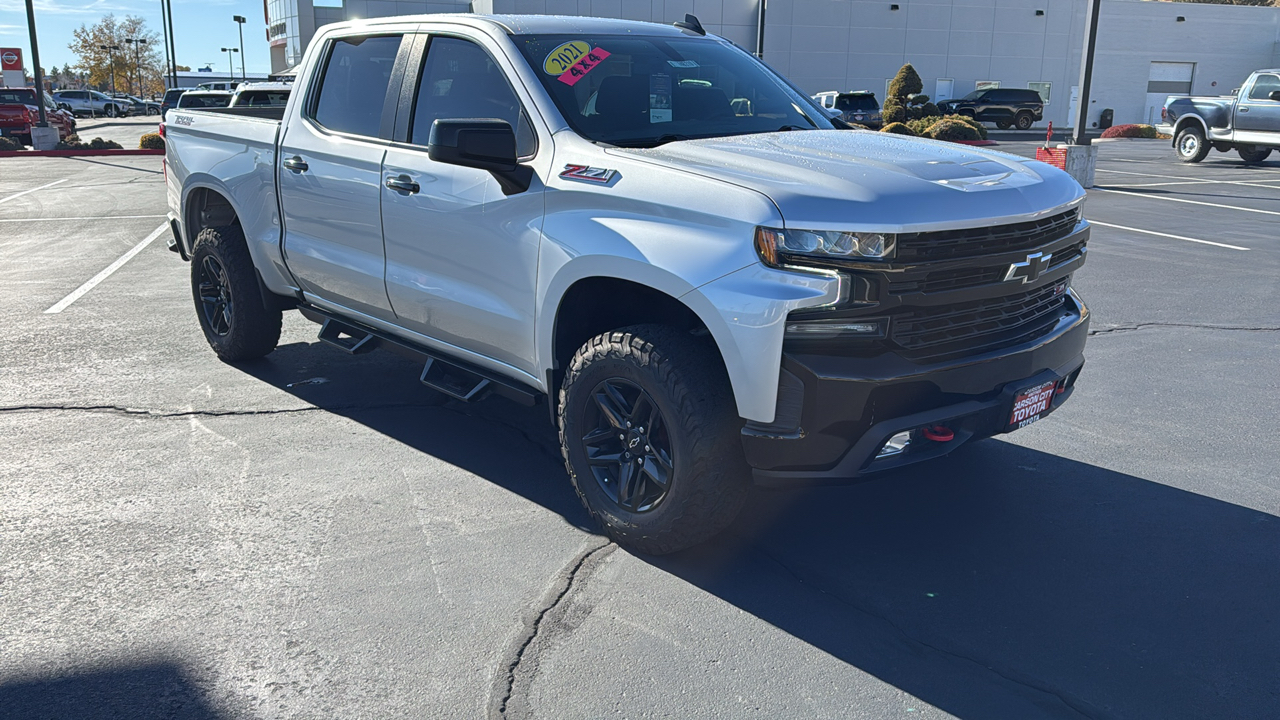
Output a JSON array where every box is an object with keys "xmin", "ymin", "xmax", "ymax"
[{"xmin": 298, "ymin": 306, "xmax": 541, "ymax": 407}]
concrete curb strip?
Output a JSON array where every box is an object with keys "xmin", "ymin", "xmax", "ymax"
[{"xmin": 0, "ymin": 149, "xmax": 165, "ymax": 158}]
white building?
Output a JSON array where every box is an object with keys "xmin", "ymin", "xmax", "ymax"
[{"xmin": 263, "ymin": 0, "xmax": 1280, "ymax": 128}]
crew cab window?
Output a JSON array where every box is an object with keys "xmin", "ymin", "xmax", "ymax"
[
  {"xmin": 1248, "ymin": 74, "xmax": 1280, "ymax": 101},
  {"xmin": 313, "ymin": 34, "xmax": 404, "ymax": 137},
  {"xmin": 835, "ymin": 94, "xmax": 878, "ymax": 112},
  {"xmin": 409, "ymin": 36, "xmax": 535, "ymax": 156},
  {"xmin": 0, "ymin": 90, "xmax": 33, "ymax": 104}
]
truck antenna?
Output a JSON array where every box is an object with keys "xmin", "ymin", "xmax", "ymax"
[{"xmin": 674, "ymin": 14, "xmax": 706, "ymax": 36}]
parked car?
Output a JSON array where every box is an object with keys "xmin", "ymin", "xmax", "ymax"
[
  {"xmin": 160, "ymin": 88, "xmax": 186, "ymax": 119},
  {"xmin": 0, "ymin": 87, "xmax": 77, "ymax": 144},
  {"xmin": 1166, "ymin": 69, "xmax": 1280, "ymax": 164},
  {"xmin": 175, "ymin": 91, "xmax": 233, "ymax": 111},
  {"xmin": 164, "ymin": 14, "xmax": 1091, "ymax": 555},
  {"xmin": 937, "ymin": 88, "xmax": 1043, "ymax": 130},
  {"xmin": 228, "ymin": 82, "xmax": 292, "ymax": 108},
  {"xmin": 813, "ymin": 90, "xmax": 882, "ymax": 128},
  {"xmin": 51, "ymin": 90, "xmax": 132, "ymax": 118},
  {"xmin": 113, "ymin": 93, "xmax": 161, "ymax": 115}
]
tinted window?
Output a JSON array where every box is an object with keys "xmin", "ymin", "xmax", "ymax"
[
  {"xmin": 0, "ymin": 89, "xmax": 33, "ymax": 104},
  {"xmin": 238, "ymin": 90, "xmax": 290, "ymax": 106},
  {"xmin": 178, "ymin": 94, "xmax": 232, "ymax": 108},
  {"xmin": 835, "ymin": 94, "xmax": 877, "ymax": 112},
  {"xmin": 313, "ymin": 34, "xmax": 404, "ymax": 137},
  {"xmin": 410, "ymin": 36, "xmax": 535, "ymax": 155},
  {"xmin": 1248, "ymin": 74, "xmax": 1280, "ymax": 101}
]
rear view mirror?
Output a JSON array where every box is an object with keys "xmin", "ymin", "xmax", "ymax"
[
  {"xmin": 1270, "ymin": 90, "xmax": 1280, "ymax": 102},
  {"xmin": 428, "ymin": 119, "xmax": 531, "ymax": 195}
]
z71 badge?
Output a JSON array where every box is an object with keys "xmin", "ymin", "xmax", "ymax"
[{"xmin": 559, "ymin": 164, "xmax": 618, "ymax": 184}]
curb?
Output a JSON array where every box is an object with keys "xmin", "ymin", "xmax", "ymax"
[{"xmin": 0, "ymin": 149, "xmax": 164, "ymax": 158}]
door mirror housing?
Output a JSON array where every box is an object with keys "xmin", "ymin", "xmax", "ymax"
[
  {"xmin": 1269, "ymin": 90, "xmax": 1280, "ymax": 102},
  {"xmin": 427, "ymin": 119, "xmax": 532, "ymax": 195}
]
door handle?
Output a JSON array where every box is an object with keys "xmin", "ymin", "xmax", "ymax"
[
  {"xmin": 282, "ymin": 156, "xmax": 309, "ymax": 172},
  {"xmin": 1239, "ymin": 106, "xmax": 1250, "ymax": 113},
  {"xmin": 385, "ymin": 175, "xmax": 420, "ymax": 194}
]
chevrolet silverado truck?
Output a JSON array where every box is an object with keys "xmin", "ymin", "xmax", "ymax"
[
  {"xmin": 164, "ymin": 14, "xmax": 1090, "ymax": 554},
  {"xmin": 1167, "ymin": 69, "xmax": 1280, "ymax": 164}
]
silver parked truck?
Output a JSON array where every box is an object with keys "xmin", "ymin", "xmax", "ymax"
[{"xmin": 165, "ymin": 14, "xmax": 1092, "ymax": 554}]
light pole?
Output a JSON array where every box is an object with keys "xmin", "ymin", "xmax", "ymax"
[
  {"xmin": 99, "ymin": 43, "xmax": 119, "ymax": 95},
  {"xmin": 232, "ymin": 15, "xmax": 246, "ymax": 80},
  {"xmin": 165, "ymin": 0, "xmax": 177, "ymax": 88},
  {"xmin": 220, "ymin": 47, "xmax": 238, "ymax": 82},
  {"xmin": 124, "ymin": 37, "xmax": 146, "ymax": 95},
  {"xmin": 23, "ymin": 0, "xmax": 49, "ymax": 130}
]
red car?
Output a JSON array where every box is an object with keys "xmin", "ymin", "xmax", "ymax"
[{"xmin": 0, "ymin": 88, "xmax": 77, "ymax": 145}]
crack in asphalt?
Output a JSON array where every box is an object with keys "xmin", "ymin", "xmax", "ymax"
[
  {"xmin": 489, "ymin": 540, "xmax": 615, "ymax": 720},
  {"xmin": 756, "ymin": 548, "xmax": 1104, "ymax": 720},
  {"xmin": 1089, "ymin": 322, "xmax": 1280, "ymax": 336}
]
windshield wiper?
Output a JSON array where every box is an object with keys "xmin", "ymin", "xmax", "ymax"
[
  {"xmin": 776, "ymin": 124, "xmax": 812, "ymax": 132},
  {"xmin": 611, "ymin": 134, "xmax": 694, "ymax": 149}
]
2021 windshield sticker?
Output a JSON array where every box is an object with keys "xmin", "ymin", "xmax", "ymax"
[
  {"xmin": 555, "ymin": 46, "xmax": 612, "ymax": 86},
  {"xmin": 543, "ymin": 41, "xmax": 591, "ymax": 75}
]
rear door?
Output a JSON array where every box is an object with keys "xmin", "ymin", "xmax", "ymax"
[
  {"xmin": 277, "ymin": 29, "xmax": 411, "ymax": 320},
  {"xmin": 1235, "ymin": 73, "xmax": 1280, "ymax": 142},
  {"xmin": 379, "ymin": 30, "xmax": 545, "ymax": 373}
]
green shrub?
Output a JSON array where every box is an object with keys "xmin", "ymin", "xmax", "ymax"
[
  {"xmin": 139, "ymin": 133, "xmax": 165, "ymax": 150},
  {"xmin": 1100, "ymin": 123, "xmax": 1158, "ymax": 139},
  {"xmin": 928, "ymin": 119, "xmax": 981, "ymax": 142},
  {"xmin": 88, "ymin": 137, "xmax": 123, "ymax": 150},
  {"xmin": 881, "ymin": 100, "xmax": 906, "ymax": 125},
  {"xmin": 881, "ymin": 122, "xmax": 917, "ymax": 136},
  {"xmin": 888, "ymin": 64, "xmax": 923, "ymax": 100},
  {"xmin": 949, "ymin": 114, "xmax": 988, "ymax": 140},
  {"xmin": 0, "ymin": 135, "xmax": 23, "ymax": 151},
  {"xmin": 906, "ymin": 116, "xmax": 943, "ymax": 136},
  {"xmin": 919, "ymin": 101, "xmax": 939, "ymax": 118}
]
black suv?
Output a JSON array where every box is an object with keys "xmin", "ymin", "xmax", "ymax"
[
  {"xmin": 160, "ymin": 88, "xmax": 186, "ymax": 120},
  {"xmin": 938, "ymin": 88, "xmax": 1043, "ymax": 130}
]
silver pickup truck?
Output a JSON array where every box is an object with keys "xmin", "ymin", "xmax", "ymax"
[
  {"xmin": 1167, "ymin": 69, "xmax": 1280, "ymax": 164},
  {"xmin": 164, "ymin": 13, "xmax": 1090, "ymax": 554}
]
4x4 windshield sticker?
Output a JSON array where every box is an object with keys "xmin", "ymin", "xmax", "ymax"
[
  {"xmin": 556, "ymin": 46, "xmax": 611, "ymax": 87},
  {"xmin": 543, "ymin": 41, "xmax": 591, "ymax": 75}
]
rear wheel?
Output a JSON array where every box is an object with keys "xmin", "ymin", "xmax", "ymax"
[
  {"xmin": 996, "ymin": 120, "xmax": 1011, "ymax": 130},
  {"xmin": 1175, "ymin": 126, "xmax": 1210, "ymax": 163},
  {"xmin": 190, "ymin": 225, "xmax": 282, "ymax": 362},
  {"xmin": 1237, "ymin": 146, "xmax": 1272, "ymax": 165},
  {"xmin": 559, "ymin": 325, "xmax": 749, "ymax": 555},
  {"xmin": 1014, "ymin": 112, "xmax": 1034, "ymax": 130}
]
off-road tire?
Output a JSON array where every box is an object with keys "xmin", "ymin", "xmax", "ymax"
[
  {"xmin": 559, "ymin": 325, "xmax": 750, "ymax": 555},
  {"xmin": 1237, "ymin": 146, "xmax": 1272, "ymax": 165},
  {"xmin": 1176, "ymin": 126, "xmax": 1210, "ymax": 163},
  {"xmin": 1014, "ymin": 112, "xmax": 1034, "ymax": 130},
  {"xmin": 190, "ymin": 225, "xmax": 282, "ymax": 362}
]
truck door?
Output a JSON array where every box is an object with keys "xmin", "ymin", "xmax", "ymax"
[
  {"xmin": 1235, "ymin": 73, "xmax": 1280, "ymax": 142},
  {"xmin": 277, "ymin": 32, "xmax": 408, "ymax": 320},
  {"xmin": 379, "ymin": 33, "xmax": 544, "ymax": 374}
]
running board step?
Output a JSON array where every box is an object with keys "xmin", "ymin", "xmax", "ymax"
[
  {"xmin": 420, "ymin": 357, "xmax": 491, "ymax": 401},
  {"xmin": 317, "ymin": 318, "xmax": 379, "ymax": 354}
]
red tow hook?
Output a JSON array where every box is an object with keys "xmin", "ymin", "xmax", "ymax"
[{"xmin": 922, "ymin": 426, "xmax": 955, "ymax": 442}]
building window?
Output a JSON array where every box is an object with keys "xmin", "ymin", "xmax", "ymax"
[
  {"xmin": 975, "ymin": 80, "xmax": 1000, "ymax": 92},
  {"xmin": 1028, "ymin": 82, "xmax": 1051, "ymax": 105}
]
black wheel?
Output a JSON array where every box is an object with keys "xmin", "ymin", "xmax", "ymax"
[
  {"xmin": 1175, "ymin": 126, "xmax": 1210, "ymax": 163},
  {"xmin": 148, "ymin": 107, "xmax": 160, "ymax": 116},
  {"xmin": 104, "ymin": 104, "xmax": 117, "ymax": 118},
  {"xmin": 1014, "ymin": 112, "xmax": 1034, "ymax": 130},
  {"xmin": 1237, "ymin": 146, "xmax": 1272, "ymax": 165},
  {"xmin": 996, "ymin": 120, "xmax": 1011, "ymax": 130},
  {"xmin": 559, "ymin": 325, "xmax": 749, "ymax": 555},
  {"xmin": 190, "ymin": 224, "xmax": 282, "ymax": 361}
]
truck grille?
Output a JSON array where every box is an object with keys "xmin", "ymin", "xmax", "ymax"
[
  {"xmin": 890, "ymin": 280, "xmax": 1069, "ymax": 361},
  {"xmin": 895, "ymin": 208, "xmax": 1080, "ymax": 263}
]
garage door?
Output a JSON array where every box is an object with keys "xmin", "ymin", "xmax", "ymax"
[{"xmin": 1148, "ymin": 62, "xmax": 1194, "ymax": 94}]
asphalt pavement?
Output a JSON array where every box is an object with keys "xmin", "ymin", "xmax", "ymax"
[{"xmin": 1, "ymin": 139, "xmax": 1277, "ymax": 719}]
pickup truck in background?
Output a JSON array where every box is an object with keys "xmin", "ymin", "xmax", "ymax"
[
  {"xmin": 1166, "ymin": 69, "xmax": 1280, "ymax": 164},
  {"xmin": 0, "ymin": 88, "xmax": 76, "ymax": 145},
  {"xmin": 164, "ymin": 13, "xmax": 1091, "ymax": 554}
]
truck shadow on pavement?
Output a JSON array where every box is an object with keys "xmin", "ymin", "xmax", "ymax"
[
  {"xmin": 247, "ymin": 341, "xmax": 1278, "ymax": 719},
  {"xmin": 0, "ymin": 659, "xmax": 223, "ymax": 720}
]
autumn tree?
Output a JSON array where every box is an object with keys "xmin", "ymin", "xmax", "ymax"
[{"xmin": 69, "ymin": 14, "xmax": 166, "ymax": 96}]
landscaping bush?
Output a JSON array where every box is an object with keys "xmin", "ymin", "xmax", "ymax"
[
  {"xmin": 905, "ymin": 116, "xmax": 942, "ymax": 136},
  {"xmin": 139, "ymin": 133, "xmax": 165, "ymax": 150},
  {"xmin": 0, "ymin": 135, "xmax": 23, "ymax": 151},
  {"xmin": 882, "ymin": 64, "xmax": 940, "ymax": 124},
  {"xmin": 881, "ymin": 122, "xmax": 917, "ymax": 136},
  {"xmin": 881, "ymin": 102, "xmax": 906, "ymax": 125},
  {"xmin": 927, "ymin": 119, "xmax": 981, "ymax": 142},
  {"xmin": 950, "ymin": 114, "xmax": 988, "ymax": 140},
  {"xmin": 1100, "ymin": 123, "xmax": 1158, "ymax": 139},
  {"xmin": 54, "ymin": 135, "xmax": 123, "ymax": 151},
  {"xmin": 88, "ymin": 137, "xmax": 123, "ymax": 150}
]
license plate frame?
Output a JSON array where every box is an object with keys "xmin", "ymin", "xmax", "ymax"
[{"xmin": 1008, "ymin": 380, "xmax": 1056, "ymax": 430}]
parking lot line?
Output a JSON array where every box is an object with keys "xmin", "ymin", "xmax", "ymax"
[
  {"xmin": 44, "ymin": 223, "xmax": 170, "ymax": 315},
  {"xmin": 0, "ymin": 178, "xmax": 68, "ymax": 205},
  {"xmin": 0, "ymin": 215, "xmax": 167, "ymax": 223},
  {"xmin": 1095, "ymin": 168, "xmax": 1280, "ymax": 190},
  {"xmin": 1089, "ymin": 220, "xmax": 1249, "ymax": 251},
  {"xmin": 1093, "ymin": 188, "xmax": 1280, "ymax": 217}
]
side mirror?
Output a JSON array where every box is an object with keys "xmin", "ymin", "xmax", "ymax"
[
  {"xmin": 427, "ymin": 118, "xmax": 531, "ymax": 195},
  {"xmin": 1269, "ymin": 90, "xmax": 1280, "ymax": 102}
]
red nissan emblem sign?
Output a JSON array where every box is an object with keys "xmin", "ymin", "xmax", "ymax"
[{"xmin": 0, "ymin": 48, "xmax": 22, "ymax": 71}]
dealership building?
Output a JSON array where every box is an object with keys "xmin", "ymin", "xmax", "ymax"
[{"xmin": 264, "ymin": 0, "xmax": 1280, "ymax": 128}]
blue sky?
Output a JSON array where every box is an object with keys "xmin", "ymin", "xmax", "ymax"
[{"xmin": 0, "ymin": 0, "xmax": 272, "ymax": 75}]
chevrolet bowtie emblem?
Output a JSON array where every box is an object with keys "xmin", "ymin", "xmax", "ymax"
[{"xmin": 1005, "ymin": 252, "xmax": 1053, "ymax": 284}]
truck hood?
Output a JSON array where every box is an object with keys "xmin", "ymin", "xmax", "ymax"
[{"xmin": 610, "ymin": 130, "xmax": 1083, "ymax": 233}]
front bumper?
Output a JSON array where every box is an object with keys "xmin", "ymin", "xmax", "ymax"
[{"xmin": 744, "ymin": 290, "xmax": 1088, "ymax": 485}]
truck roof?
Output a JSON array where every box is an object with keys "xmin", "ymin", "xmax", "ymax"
[{"xmin": 324, "ymin": 13, "xmax": 694, "ymax": 38}]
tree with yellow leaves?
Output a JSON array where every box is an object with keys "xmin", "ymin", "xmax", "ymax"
[{"xmin": 69, "ymin": 15, "xmax": 166, "ymax": 96}]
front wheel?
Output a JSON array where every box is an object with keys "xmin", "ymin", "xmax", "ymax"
[
  {"xmin": 559, "ymin": 325, "xmax": 749, "ymax": 555},
  {"xmin": 1238, "ymin": 146, "xmax": 1272, "ymax": 165},
  {"xmin": 104, "ymin": 104, "xmax": 117, "ymax": 118},
  {"xmin": 1176, "ymin": 126, "xmax": 1210, "ymax": 163},
  {"xmin": 1014, "ymin": 112, "xmax": 1034, "ymax": 130},
  {"xmin": 190, "ymin": 225, "xmax": 282, "ymax": 361},
  {"xmin": 996, "ymin": 120, "xmax": 1011, "ymax": 130}
]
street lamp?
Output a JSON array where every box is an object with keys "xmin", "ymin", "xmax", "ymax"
[
  {"xmin": 99, "ymin": 43, "xmax": 120, "ymax": 95},
  {"xmin": 124, "ymin": 38, "xmax": 147, "ymax": 95},
  {"xmin": 220, "ymin": 47, "xmax": 238, "ymax": 82},
  {"xmin": 232, "ymin": 15, "xmax": 246, "ymax": 80}
]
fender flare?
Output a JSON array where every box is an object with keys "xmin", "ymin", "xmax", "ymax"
[{"xmin": 1171, "ymin": 114, "xmax": 1210, "ymax": 146}]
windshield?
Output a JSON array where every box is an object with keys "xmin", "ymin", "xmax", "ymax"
[
  {"xmin": 511, "ymin": 33, "xmax": 832, "ymax": 147},
  {"xmin": 178, "ymin": 94, "xmax": 231, "ymax": 108},
  {"xmin": 835, "ymin": 94, "xmax": 878, "ymax": 112},
  {"xmin": 960, "ymin": 90, "xmax": 984, "ymax": 101}
]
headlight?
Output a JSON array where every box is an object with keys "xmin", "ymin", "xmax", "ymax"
[{"xmin": 755, "ymin": 226, "xmax": 896, "ymax": 267}]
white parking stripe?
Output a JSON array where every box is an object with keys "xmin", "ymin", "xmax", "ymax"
[
  {"xmin": 1095, "ymin": 168, "xmax": 1280, "ymax": 190},
  {"xmin": 0, "ymin": 178, "xmax": 68, "ymax": 205},
  {"xmin": 44, "ymin": 223, "xmax": 170, "ymax": 314},
  {"xmin": 1096, "ymin": 180, "xmax": 1212, "ymax": 188},
  {"xmin": 1093, "ymin": 188, "xmax": 1280, "ymax": 217},
  {"xmin": 0, "ymin": 214, "xmax": 166, "ymax": 223},
  {"xmin": 1089, "ymin": 220, "xmax": 1249, "ymax": 251}
]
